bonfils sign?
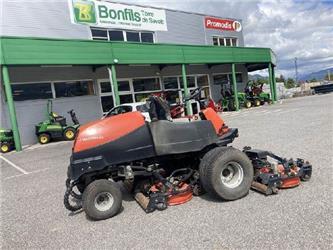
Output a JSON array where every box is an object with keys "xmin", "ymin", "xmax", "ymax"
[
  {"xmin": 205, "ymin": 17, "xmax": 242, "ymax": 32},
  {"xmin": 68, "ymin": 0, "xmax": 168, "ymax": 31}
]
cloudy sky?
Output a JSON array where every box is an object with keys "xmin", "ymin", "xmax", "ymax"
[{"xmin": 125, "ymin": 0, "xmax": 333, "ymax": 78}]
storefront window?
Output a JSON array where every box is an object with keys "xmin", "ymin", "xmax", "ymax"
[
  {"xmin": 213, "ymin": 74, "xmax": 229, "ymax": 85},
  {"xmin": 100, "ymin": 81, "xmax": 112, "ymax": 93},
  {"xmin": 179, "ymin": 76, "xmax": 195, "ymax": 88},
  {"xmin": 12, "ymin": 83, "xmax": 52, "ymax": 101},
  {"xmin": 197, "ymin": 75, "xmax": 209, "ymax": 87},
  {"xmin": 118, "ymin": 81, "xmax": 130, "ymax": 91},
  {"xmin": 133, "ymin": 78, "xmax": 160, "ymax": 92},
  {"xmin": 135, "ymin": 93, "xmax": 151, "ymax": 102},
  {"xmin": 163, "ymin": 77, "xmax": 178, "ymax": 89},
  {"xmin": 165, "ymin": 90, "xmax": 180, "ymax": 104},
  {"xmin": 101, "ymin": 96, "xmax": 114, "ymax": 113},
  {"xmin": 120, "ymin": 94, "xmax": 133, "ymax": 104},
  {"xmin": 54, "ymin": 80, "xmax": 94, "ymax": 98}
]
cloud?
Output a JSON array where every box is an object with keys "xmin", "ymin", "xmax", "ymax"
[{"xmin": 123, "ymin": 0, "xmax": 333, "ymax": 77}]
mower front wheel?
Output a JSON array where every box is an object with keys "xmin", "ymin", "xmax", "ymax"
[
  {"xmin": 245, "ymin": 100, "xmax": 252, "ymax": 109},
  {"xmin": 200, "ymin": 147, "xmax": 253, "ymax": 201},
  {"xmin": 38, "ymin": 133, "xmax": 50, "ymax": 144},
  {"xmin": 82, "ymin": 179, "xmax": 122, "ymax": 220}
]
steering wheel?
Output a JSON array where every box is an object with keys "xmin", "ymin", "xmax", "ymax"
[{"xmin": 185, "ymin": 87, "xmax": 202, "ymax": 101}]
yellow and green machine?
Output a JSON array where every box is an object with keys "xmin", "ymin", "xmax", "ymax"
[
  {"xmin": 0, "ymin": 128, "xmax": 14, "ymax": 153},
  {"xmin": 35, "ymin": 100, "xmax": 80, "ymax": 144}
]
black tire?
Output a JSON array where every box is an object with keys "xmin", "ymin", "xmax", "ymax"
[
  {"xmin": 245, "ymin": 100, "xmax": 252, "ymax": 109},
  {"xmin": 38, "ymin": 133, "xmax": 50, "ymax": 144},
  {"xmin": 254, "ymin": 99, "xmax": 261, "ymax": 107},
  {"xmin": 63, "ymin": 127, "xmax": 76, "ymax": 141},
  {"xmin": 0, "ymin": 142, "xmax": 11, "ymax": 153},
  {"xmin": 227, "ymin": 101, "xmax": 235, "ymax": 111},
  {"xmin": 200, "ymin": 147, "xmax": 253, "ymax": 201},
  {"xmin": 82, "ymin": 179, "xmax": 122, "ymax": 221}
]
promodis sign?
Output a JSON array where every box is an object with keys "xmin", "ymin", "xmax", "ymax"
[{"xmin": 205, "ymin": 17, "xmax": 242, "ymax": 32}]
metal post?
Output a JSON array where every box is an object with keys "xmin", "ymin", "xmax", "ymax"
[
  {"xmin": 181, "ymin": 64, "xmax": 192, "ymax": 115},
  {"xmin": 108, "ymin": 65, "xmax": 120, "ymax": 106},
  {"xmin": 231, "ymin": 63, "xmax": 239, "ymax": 111},
  {"xmin": 268, "ymin": 63, "xmax": 275, "ymax": 103},
  {"xmin": 2, "ymin": 65, "xmax": 22, "ymax": 151},
  {"xmin": 272, "ymin": 66, "xmax": 278, "ymax": 101}
]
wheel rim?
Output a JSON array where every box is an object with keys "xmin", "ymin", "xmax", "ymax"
[
  {"xmin": 94, "ymin": 192, "xmax": 114, "ymax": 212},
  {"xmin": 221, "ymin": 161, "xmax": 244, "ymax": 188},
  {"xmin": 40, "ymin": 136, "xmax": 48, "ymax": 143},
  {"xmin": 1, "ymin": 145, "xmax": 8, "ymax": 152},
  {"xmin": 65, "ymin": 130, "xmax": 74, "ymax": 139},
  {"xmin": 246, "ymin": 102, "xmax": 251, "ymax": 108}
]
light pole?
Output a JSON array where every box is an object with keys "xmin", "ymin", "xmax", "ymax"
[{"xmin": 294, "ymin": 57, "xmax": 298, "ymax": 85}]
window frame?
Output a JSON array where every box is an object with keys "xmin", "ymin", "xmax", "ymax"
[
  {"xmin": 91, "ymin": 28, "xmax": 155, "ymax": 43},
  {"xmin": 212, "ymin": 36, "xmax": 238, "ymax": 47},
  {"xmin": 10, "ymin": 79, "xmax": 95, "ymax": 102}
]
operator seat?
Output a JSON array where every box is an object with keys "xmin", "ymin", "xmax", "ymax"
[{"xmin": 50, "ymin": 112, "xmax": 67, "ymax": 126}]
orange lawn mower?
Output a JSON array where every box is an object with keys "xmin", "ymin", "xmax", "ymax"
[{"xmin": 64, "ymin": 93, "xmax": 312, "ymax": 220}]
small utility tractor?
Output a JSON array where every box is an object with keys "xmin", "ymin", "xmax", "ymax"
[
  {"xmin": 64, "ymin": 90, "xmax": 312, "ymax": 221},
  {"xmin": 35, "ymin": 100, "xmax": 80, "ymax": 144},
  {"xmin": 245, "ymin": 81, "xmax": 272, "ymax": 106},
  {"xmin": 0, "ymin": 128, "xmax": 14, "ymax": 153}
]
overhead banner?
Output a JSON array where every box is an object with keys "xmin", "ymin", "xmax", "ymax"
[
  {"xmin": 205, "ymin": 17, "xmax": 242, "ymax": 32},
  {"xmin": 68, "ymin": 0, "xmax": 168, "ymax": 31}
]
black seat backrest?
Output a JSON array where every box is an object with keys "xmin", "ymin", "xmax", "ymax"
[{"xmin": 149, "ymin": 120, "xmax": 218, "ymax": 156}]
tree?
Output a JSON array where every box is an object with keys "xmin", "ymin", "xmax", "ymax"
[
  {"xmin": 310, "ymin": 78, "xmax": 317, "ymax": 82},
  {"xmin": 285, "ymin": 78, "xmax": 295, "ymax": 89},
  {"xmin": 276, "ymin": 74, "xmax": 285, "ymax": 82}
]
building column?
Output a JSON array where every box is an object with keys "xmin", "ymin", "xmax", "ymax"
[
  {"xmin": 2, "ymin": 66, "xmax": 22, "ymax": 151},
  {"xmin": 108, "ymin": 65, "xmax": 120, "ymax": 106},
  {"xmin": 231, "ymin": 63, "xmax": 239, "ymax": 111},
  {"xmin": 268, "ymin": 63, "xmax": 275, "ymax": 103},
  {"xmin": 272, "ymin": 66, "xmax": 278, "ymax": 101},
  {"xmin": 181, "ymin": 64, "xmax": 193, "ymax": 115}
]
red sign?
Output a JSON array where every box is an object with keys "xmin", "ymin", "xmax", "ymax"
[{"xmin": 205, "ymin": 17, "xmax": 242, "ymax": 32}]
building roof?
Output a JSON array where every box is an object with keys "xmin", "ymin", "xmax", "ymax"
[{"xmin": 0, "ymin": 36, "xmax": 276, "ymax": 70}]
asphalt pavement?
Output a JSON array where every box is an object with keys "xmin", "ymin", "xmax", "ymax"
[{"xmin": 1, "ymin": 93, "xmax": 333, "ymax": 249}]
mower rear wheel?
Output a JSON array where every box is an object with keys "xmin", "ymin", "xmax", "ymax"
[
  {"xmin": 82, "ymin": 179, "xmax": 122, "ymax": 220},
  {"xmin": 38, "ymin": 133, "xmax": 50, "ymax": 144},
  {"xmin": 64, "ymin": 127, "xmax": 76, "ymax": 140},
  {"xmin": 254, "ymin": 99, "xmax": 261, "ymax": 107},
  {"xmin": 0, "ymin": 143, "xmax": 10, "ymax": 153},
  {"xmin": 200, "ymin": 147, "xmax": 253, "ymax": 201}
]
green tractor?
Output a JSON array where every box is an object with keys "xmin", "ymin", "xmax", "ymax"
[
  {"xmin": 220, "ymin": 92, "xmax": 252, "ymax": 111},
  {"xmin": 237, "ymin": 92, "xmax": 252, "ymax": 109},
  {"xmin": 0, "ymin": 128, "xmax": 14, "ymax": 153},
  {"xmin": 35, "ymin": 100, "xmax": 80, "ymax": 144},
  {"xmin": 245, "ymin": 81, "xmax": 272, "ymax": 106}
]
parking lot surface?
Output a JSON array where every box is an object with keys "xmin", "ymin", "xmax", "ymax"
[{"xmin": 1, "ymin": 93, "xmax": 333, "ymax": 249}]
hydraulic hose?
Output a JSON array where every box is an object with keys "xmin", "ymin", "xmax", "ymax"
[{"xmin": 64, "ymin": 178, "xmax": 82, "ymax": 212}]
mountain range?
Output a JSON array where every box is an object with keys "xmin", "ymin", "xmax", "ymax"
[{"xmin": 249, "ymin": 67, "xmax": 332, "ymax": 81}]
